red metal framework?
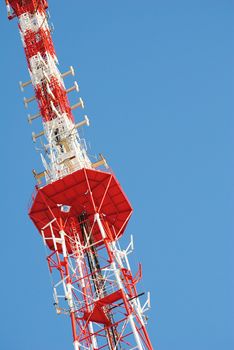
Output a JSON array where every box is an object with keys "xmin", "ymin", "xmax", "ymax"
[{"xmin": 5, "ymin": 1, "xmax": 153, "ymax": 349}]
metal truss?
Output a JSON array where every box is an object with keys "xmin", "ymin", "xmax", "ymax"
[
  {"xmin": 42, "ymin": 212, "xmax": 152, "ymax": 350},
  {"xmin": 5, "ymin": 1, "xmax": 154, "ymax": 349}
]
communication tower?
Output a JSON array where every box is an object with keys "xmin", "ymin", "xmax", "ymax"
[{"xmin": 5, "ymin": 1, "xmax": 153, "ymax": 349}]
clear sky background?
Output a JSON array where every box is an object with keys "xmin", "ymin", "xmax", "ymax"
[{"xmin": 0, "ymin": 0, "xmax": 233, "ymax": 349}]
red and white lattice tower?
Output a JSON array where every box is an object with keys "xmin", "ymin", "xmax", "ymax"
[{"xmin": 5, "ymin": 1, "xmax": 153, "ymax": 349}]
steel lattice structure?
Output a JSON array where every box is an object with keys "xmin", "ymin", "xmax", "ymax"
[{"xmin": 5, "ymin": 1, "xmax": 153, "ymax": 349}]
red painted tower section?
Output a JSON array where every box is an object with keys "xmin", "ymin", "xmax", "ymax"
[{"xmin": 6, "ymin": 1, "xmax": 153, "ymax": 349}]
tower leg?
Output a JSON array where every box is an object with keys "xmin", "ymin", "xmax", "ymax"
[
  {"xmin": 96, "ymin": 216, "xmax": 145, "ymax": 350},
  {"xmin": 73, "ymin": 340, "xmax": 80, "ymax": 350}
]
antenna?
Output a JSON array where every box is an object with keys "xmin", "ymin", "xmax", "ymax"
[{"xmin": 6, "ymin": 1, "xmax": 153, "ymax": 349}]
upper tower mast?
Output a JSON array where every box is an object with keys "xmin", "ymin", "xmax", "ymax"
[
  {"xmin": 7, "ymin": 0, "xmax": 94, "ymax": 183},
  {"xmin": 5, "ymin": 1, "xmax": 153, "ymax": 349}
]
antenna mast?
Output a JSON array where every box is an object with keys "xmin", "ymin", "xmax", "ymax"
[{"xmin": 5, "ymin": 1, "xmax": 153, "ymax": 349}]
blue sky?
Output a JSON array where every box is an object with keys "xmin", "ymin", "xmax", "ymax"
[{"xmin": 0, "ymin": 0, "xmax": 233, "ymax": 349}]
